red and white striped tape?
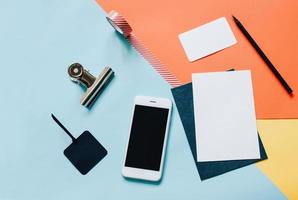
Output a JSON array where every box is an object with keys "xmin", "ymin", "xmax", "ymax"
[{"xmin": 106, "ymin": 10, "xmax": 181, "ymax": 88}]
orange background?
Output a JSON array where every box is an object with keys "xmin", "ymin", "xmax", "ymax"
[{"xmin": 97, "ymin": 0, "xmax": 298, "ymax": 119}]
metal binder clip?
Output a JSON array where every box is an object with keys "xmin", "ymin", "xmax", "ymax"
[{"xmin": 68, "ymin": 63, "xmax": 114, "ymax": 108}]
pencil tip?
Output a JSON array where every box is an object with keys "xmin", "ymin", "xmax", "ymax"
[{"xmin": 232, "ymin": 15, "xmax": 237, "ymax": 21}]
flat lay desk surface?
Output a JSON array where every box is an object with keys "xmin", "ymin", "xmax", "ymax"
[
  {"xmin": 99, "ymin": 0, "xmax": 298, "ymax": 119},
  {"xmin": 0, "ymin": 0, "xmax": 292, "ymax": 199}
]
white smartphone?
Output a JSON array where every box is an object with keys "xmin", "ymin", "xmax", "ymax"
[{"xmin": 122, "ymin": 96, "xmax": 172, "ymax": 182}]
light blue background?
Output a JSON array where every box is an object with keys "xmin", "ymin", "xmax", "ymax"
[{"xmin": 0, "ymin": 0, "xmax": 286, "ymax": 199}]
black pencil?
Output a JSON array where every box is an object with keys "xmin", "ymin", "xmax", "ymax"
[{"xmin": 232, "ymin": 15, "xmax": 293, "ymax": 94}]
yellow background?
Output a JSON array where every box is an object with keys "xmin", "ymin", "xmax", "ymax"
[{"xmin": 257, "ymin": 120, "xmax": 298, "ymax": 199}]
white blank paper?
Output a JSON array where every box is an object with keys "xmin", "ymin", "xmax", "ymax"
[
  {"xmin": 192, "ymin": 70, "xmax": 260, "ymax": 162},
  {"xmin": 179, "ymin": 17, "xmax": 237, "ymax": 62}
]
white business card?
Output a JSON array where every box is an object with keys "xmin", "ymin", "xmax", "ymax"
[{"xmin": 179, "ymin": 17, "xmax": 237, "ymax": 62}]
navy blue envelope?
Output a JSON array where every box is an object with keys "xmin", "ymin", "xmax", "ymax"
[{"xmin": 171, "ymin": 83, "xmax": 267, "ymax": 180}]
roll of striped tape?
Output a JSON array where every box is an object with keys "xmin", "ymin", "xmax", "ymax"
[{"xmin": 106, "ymin": 10, "xmax": 181, "ymax": 88}]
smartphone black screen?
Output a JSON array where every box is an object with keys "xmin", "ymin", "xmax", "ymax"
[{"xmin": 125, "ymin": 105, "xmax": 169, "ymax": 171}]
